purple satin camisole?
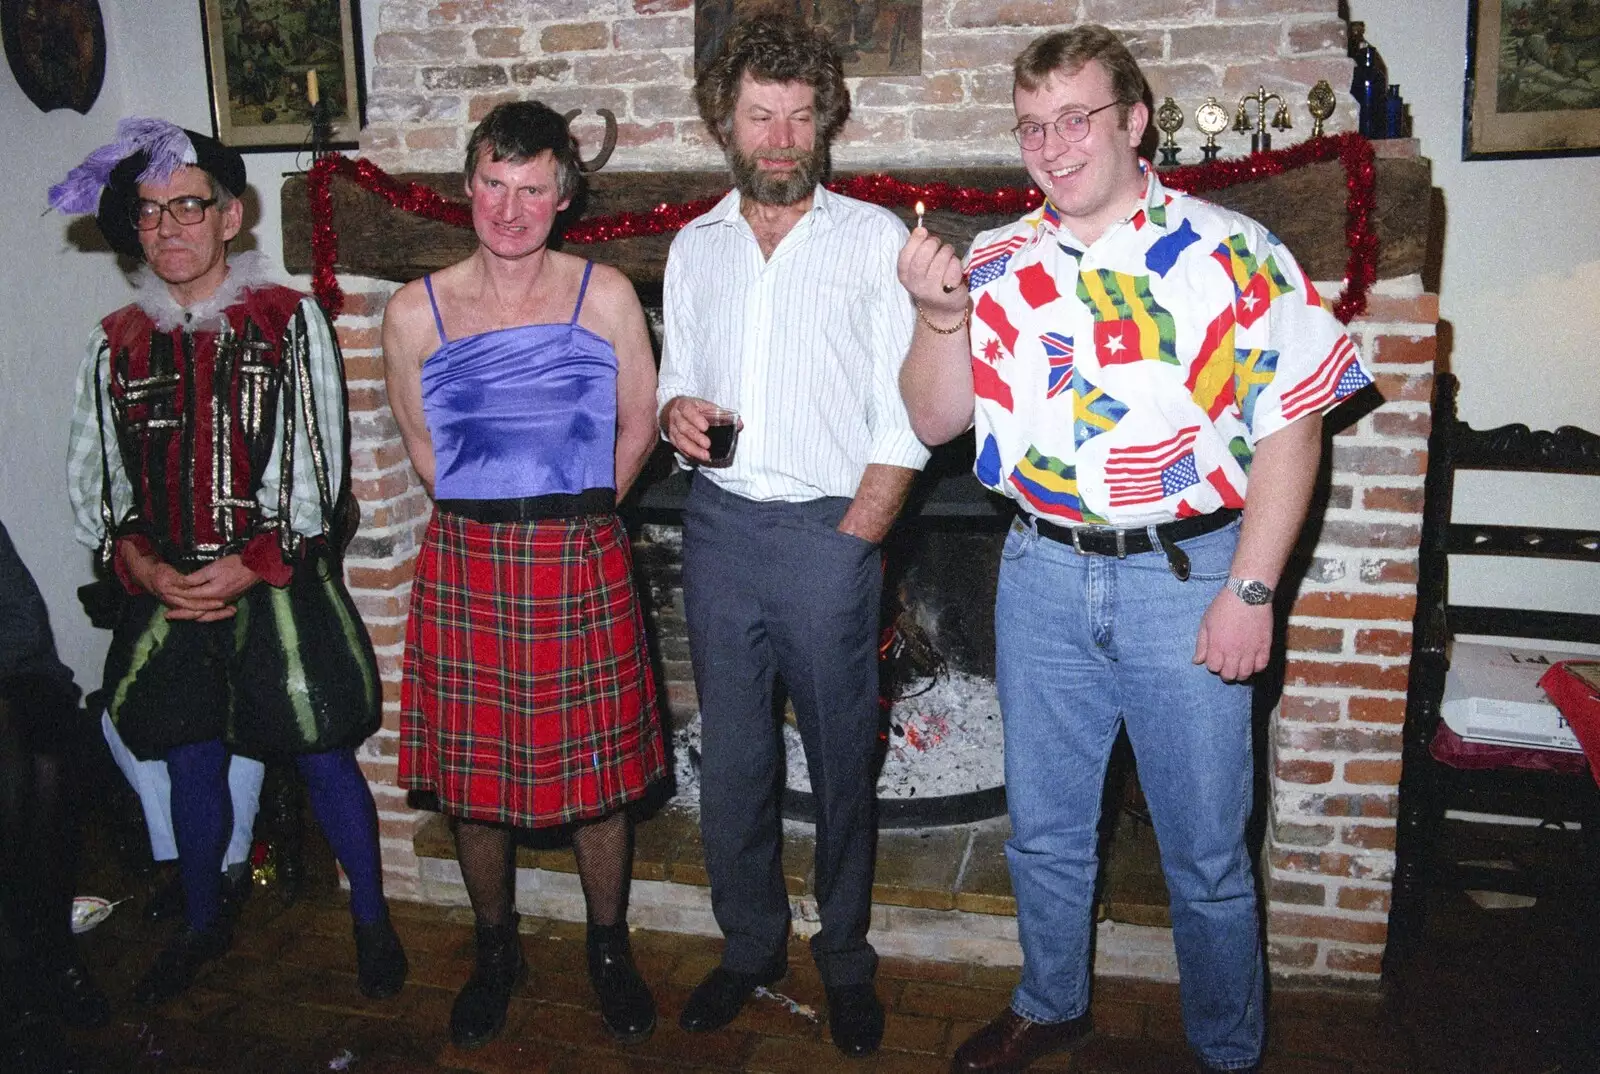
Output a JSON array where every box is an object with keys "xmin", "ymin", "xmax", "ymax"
[{"xmin": 421, "ymin": 262, "xmax": 617, "ymax": 502}]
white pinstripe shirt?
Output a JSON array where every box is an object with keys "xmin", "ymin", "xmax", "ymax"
[{"xmin": 658, "ymin": 185, "xmax": 930, "ymax": 502}]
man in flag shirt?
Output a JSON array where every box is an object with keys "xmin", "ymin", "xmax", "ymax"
[{"xmin": 899, "ymin": 26, "xmax": 1371, "ymax": 1074}]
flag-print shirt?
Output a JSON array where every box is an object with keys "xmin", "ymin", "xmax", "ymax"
[{"xmin": 965, "ymin": 165, "xmax": 1372, "ymax": 527}]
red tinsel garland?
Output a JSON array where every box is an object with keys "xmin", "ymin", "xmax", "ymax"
[{"xmin": 308, "ymin": 132, "xmax": 1378, "ymax": 323}]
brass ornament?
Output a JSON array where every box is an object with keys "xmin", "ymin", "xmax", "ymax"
[
  {"xmin": 1156, "ymin": 96, "xmax": 1185, "ymax": 165},
  {"xmin": 1307, "ymin": 79, "xmax": 1337, "ymax": 139},
  {"xmin": 1236, "ymin": 85, "xmax": 1289, "ymax": 154},
  {"xmin": 1194, "ymin": 97, "xmax": 1230, "ymax": 162}
]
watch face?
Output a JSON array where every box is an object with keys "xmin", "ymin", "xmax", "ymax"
[{"xmin": 1234, "ymin": 579, "xmax": 1273, "ymax": 605}]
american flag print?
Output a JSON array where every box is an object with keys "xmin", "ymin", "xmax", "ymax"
[
  {"xmin": 966, "ymin": 234, "xmax": 1029, "ymax": 290},
  {"xmin": 1105, "ymin": 425, "xmax": 1202, "ymax": 507},
  {"xmin": 1281, "ymin": 336, "xmax": 1371, "ymax": 422}
]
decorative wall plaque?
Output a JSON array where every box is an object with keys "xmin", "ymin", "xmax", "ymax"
[{"xmin": 1, "ymin": 0, "xmax": 106, "ymax": 115}]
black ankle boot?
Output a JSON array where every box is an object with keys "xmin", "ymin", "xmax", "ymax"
[
  {"xmin": 587, "ymin": 922, "xmax": 655, "ymax": 1044},
  {"xmin": 448, "ymin": 915, "xmax": 526, "ymax": 1049},
  {"xmin": 353, "ymin": 914, "xmax": 408, "ymax": 999},
  {"xmin": 131, "ymin": 922, "xmax": 232, "ymax": 1005}
]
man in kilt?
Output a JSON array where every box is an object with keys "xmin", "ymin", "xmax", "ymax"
[
  {"xmin": 657, "ymin": 14, "xmax": 930, "ymax": 1058},
  {"xmin": 57, "ymin": 119, "xmax": 407, "ymax": 1006},
  {"xmin": 385, "ymin": 102, "xmax": 667, "ymax": 1049}
]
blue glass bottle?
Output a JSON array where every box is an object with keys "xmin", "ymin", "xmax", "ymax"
[{"xmin": 1349, "ymin": 23, "xmax": 1388, "ymax": 139}]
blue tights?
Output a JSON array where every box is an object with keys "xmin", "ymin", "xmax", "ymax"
[{"xmin": 167, "ymin": 741, "xmax": 385, "ymax": 931}]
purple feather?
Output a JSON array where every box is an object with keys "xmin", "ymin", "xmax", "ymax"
[{"xmin": 47, "ymin": 118, "xmax": 195, "ymax": 214}]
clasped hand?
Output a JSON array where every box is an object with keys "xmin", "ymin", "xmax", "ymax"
[{"xmin": 122, "ymin": 547, "xmax": 262, "ymax": 621}]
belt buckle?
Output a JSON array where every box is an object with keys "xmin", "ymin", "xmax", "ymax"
[
  {"xmin": 1070, "ymin": 526, "xmax": 1084, "ymax": 554},
  {"xmin": 1114, "ymin": 528, "xmax": 1127, "ymax": 558}
]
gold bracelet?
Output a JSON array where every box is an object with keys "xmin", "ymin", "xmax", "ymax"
[{"xmin": 915, "ymin": 302, "xmax": 970, "ymax": 335}]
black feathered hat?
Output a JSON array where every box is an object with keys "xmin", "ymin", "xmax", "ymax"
[{"xmin": 49, "ymin": 119, "xmax": 247, "ymax": 259}]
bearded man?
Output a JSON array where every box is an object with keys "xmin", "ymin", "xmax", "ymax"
[{"xmin": 656, "ymin": 13, "xmax": 929, "ymax": 1059}]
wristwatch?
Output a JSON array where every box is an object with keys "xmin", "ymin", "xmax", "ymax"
[{"xmin": 1226, "ymin": 577, "xmax": 1274, "ymax": 605}]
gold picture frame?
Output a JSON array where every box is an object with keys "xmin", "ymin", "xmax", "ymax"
[
  {"xmin": 199, "ymin": 0, "xmax": 365, "ymax": 152},
  {"xmin": 1465, "ymin": 0, "xmax": 1600, "ymax": 160}
]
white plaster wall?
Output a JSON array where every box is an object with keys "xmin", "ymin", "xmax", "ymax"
[
  {"xmin": 0, "ymin": 2, "xmax": 378, "ymax": 687},
  {"xmin": 1349, "ymin": 0, "xmax": 1600, "ymax": 616}
]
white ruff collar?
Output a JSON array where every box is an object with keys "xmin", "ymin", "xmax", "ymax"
[{"xmin": 131, "ymin": 250, "xmax": 279, "ymax": 333}]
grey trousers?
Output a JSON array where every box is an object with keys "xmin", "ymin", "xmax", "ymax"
[{"xmin": 682, "ymin": 475, "xmax": 882, "ymax": 987}]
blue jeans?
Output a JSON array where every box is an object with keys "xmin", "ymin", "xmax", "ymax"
[{"xmin": 996, "ymin": 516, "xmax": 1264, "ymax": 1071}]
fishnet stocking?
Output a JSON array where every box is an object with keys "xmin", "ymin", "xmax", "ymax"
[
  {"xmin": 454, "ymin": 819, "xmax": 513, "ymax": 927},
  {"xmin": 571, "ymin": 810, "xmax": 632, "ymax": 927}
]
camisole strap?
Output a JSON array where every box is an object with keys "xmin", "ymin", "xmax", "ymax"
[
  {"xmin": 422, "ymin": 275, "xmax": 449, "ymax": 345},
  {"xmin": 570, "ymin": 261, "xmax": 595, "ymax": 325}
]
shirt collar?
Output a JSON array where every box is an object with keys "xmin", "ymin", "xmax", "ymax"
[
  {"xmin": 693, "ymin": 183, "xmax": 833, "ymax": 231},
  {"xmin": 1032, "ymin": 159, "xmax": 1170, "ymax": 249}
]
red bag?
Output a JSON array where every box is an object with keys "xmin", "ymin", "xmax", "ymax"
[{"xmin": 1538, "ymin": 661, "xmax": 1600, "ymax": 788}]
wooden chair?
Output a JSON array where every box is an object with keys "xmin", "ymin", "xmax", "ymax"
[{"xmin": 1384, "ymin": 373, "xmax": 1600, "ymax": 970}]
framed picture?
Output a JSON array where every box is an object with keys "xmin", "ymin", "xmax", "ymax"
[
  {"xmin": 695, "ymin": 0, "xmax": 922, "ymax": 78},
  {"xmin": 198, "ymin": 0, "xmax": 366, "ymax": 152},
  {"xmin": 1464, "ymin": 0, "xmax": 1600, "ymax": 160}
]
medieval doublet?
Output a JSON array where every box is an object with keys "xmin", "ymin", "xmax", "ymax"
[{"xmin": 67, "ymin": 257, "xmax": 377, "ymax": 759}]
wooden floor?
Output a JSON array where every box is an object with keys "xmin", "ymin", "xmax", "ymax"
[{"xmin": 22, "ymin": 814, "xmax": 1600, "ymax": 1074}]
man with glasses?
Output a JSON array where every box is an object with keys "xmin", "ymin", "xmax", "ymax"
[
  {"xmin": 898, "ymin": 26, "xmax": 1371, "ymax": 1074},
  {"xmin": 55, "ymin": 119, "xmax": 407, "ymax": 1006}
]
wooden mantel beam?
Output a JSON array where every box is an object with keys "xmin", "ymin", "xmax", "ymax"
[{"xmin": 281, "ymin": 158, "xmax": 1433, "ymax": 294}]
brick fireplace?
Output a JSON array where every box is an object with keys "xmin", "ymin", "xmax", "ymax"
[{"xmin": 305, "ymin": 0, "xmax": 1439, "ymax": 985}]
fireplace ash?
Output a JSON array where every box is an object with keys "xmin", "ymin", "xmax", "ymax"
[{"xmin": 668, "ymin": 671, "xmax": 1006, "ymax": 808}]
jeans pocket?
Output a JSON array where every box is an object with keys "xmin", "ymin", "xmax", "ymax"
[{"xmin": 1000, "ymin": 520, "xmax": 1033, "ymax": 561}]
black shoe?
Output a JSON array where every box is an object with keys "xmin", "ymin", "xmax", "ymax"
[
  {"xmin": 131, "ymin": 923, "xmax": 231, "ymax": 1005},
  {"xmin": 587, "ymin": 923, "xmax": 655, "ymax": 1044},
  {"xmin": 952, "ymin": 1007, "xmax": 1094, "ymax": 1072},
  {"xmin": 678, "ymin": 959, "xmax": 786, "ymax": 1033},
  {"xmin": 448, "ymin": 916, "xmax": 526, "ymax": 1049},
  {"xmin": 51, "ymin": 959, "xmax": 110, "ymax": 1030},
  {"xmin": 826, "ymin": 982, "xmax": 884, "ymax": 1058},
  {"xmin": 354, "ymin": 915, "xmax": 408, "ymax": 999},
  {"xmin": 141, "ymin": 867, "xmax": 184, "ymax": 923}
]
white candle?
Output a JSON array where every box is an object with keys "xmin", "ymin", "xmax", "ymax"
[
  {"xmin": 914, "ymin": 200, "xmax": 925, "ymax": 231},
  {"xmin": 306, "ymin": 69, "xmax": 320, "ymax": 107}
]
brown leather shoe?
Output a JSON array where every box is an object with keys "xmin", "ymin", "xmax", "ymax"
[{"xmin": 950, "ymin": 1007, "xmax": 1093, "ymax": 1073}]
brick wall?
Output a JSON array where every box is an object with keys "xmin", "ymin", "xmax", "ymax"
[
  {"xmin": 332, "ymin": 0, "xmax": 1431, "ymax": 983},
  {"xmin": 362, "ymin": 0, "xmax": 1356, "ymax": 172}
]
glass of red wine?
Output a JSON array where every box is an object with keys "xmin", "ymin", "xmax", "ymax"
[{"xmin": 704, "ymin": 406, "xmax": 739, "ymax": 467}]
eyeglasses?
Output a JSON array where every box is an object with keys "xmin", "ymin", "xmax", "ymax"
[
  {"xmin": 1011, "ymin": 101, "xmax": 1123, "ymax": 151},
  {"xmin": 132, "ymin": 196, "xmax": 219, "ymax": 231}
]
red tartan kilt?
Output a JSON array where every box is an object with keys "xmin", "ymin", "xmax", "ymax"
[{"xmin": 399, "ymin": 509, "xmax": 666, "ymax": 827}]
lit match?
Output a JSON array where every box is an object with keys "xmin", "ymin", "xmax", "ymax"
[{"xmin": 914, "ymin": 200, "xmax": 925, "ymax": 231}]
